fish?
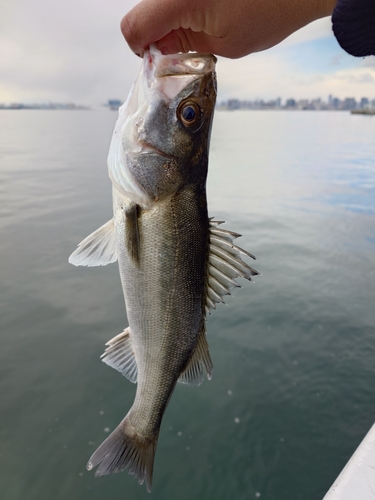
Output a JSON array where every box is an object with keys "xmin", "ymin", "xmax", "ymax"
[{"xmin": 69, "ymin": 45, "xmax": 258, "ymax": 492}]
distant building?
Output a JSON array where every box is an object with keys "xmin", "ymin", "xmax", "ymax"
[
  {"xmin": 107, "ymin": 99, "xmax": 122, "ymax": 111},
  {"xmin": 209, "ymin": 95, "xmax": 375, "ymax": 112},
  {"xmin": 285, "ymin": 99, "xmax": 296, "ymax": 108},
  {"xmin": 360, "ymin": 97, "xmax": 369, "ymax": 109},
  {"xmin": 0, "ymin": 102, "xmax": 89, "ymax": 110},
  {"xmin": 331, "ymin": 98, "xmax": 341, "ymax": 109},
  {"xmin": 297, "ymin": 99, "xmax": 310, "ymax": 110},
  {"xmin": 311, "ymin": 98, "xmax": 324, "ymax": 110},
  {"xmin": 343, "ymin": 98, "xmax": 357, "ymax": 110},
  {"xmin": 227, "ymin": 99, "xmax": 241, "ymax": 110}
]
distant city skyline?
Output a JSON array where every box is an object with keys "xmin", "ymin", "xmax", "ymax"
[
  {"xmin": 219, "ymin": 95, "xmax": 375, "ymax": 111},
  {"xmin": 2, "ymin": 94, "xmax": 375, "ymax": 112},
  {"xmin": 0, "ymin": 102, "xmax": 90, "ymax": 110}
]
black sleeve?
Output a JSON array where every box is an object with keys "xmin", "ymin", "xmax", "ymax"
[{"xmin": 332, "ymin": 0, "xmax": 375, "ymax": 57}]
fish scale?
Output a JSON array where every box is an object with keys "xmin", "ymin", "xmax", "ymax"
[
  {"xmin": 118, "ymin": 189, "xmax": 208, "ymax": 438},
  {"xmin": 69, "ymin": 45, "xmax": 258, "ymax": 492}
]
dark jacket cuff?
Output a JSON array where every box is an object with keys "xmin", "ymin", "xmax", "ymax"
[{"xmin": 332, "ymin": 0, "xmax": 375, "ymax": 57}]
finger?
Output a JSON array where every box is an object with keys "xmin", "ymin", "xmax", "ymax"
[
  {"xmin": 155, "ymin": 28, "xmax": 243, "ymax": 58},
  {"xmin": 121, "ymin": 0, "xmax": 185, "ymax": 56},
  {"xmin": 155, "ymin": 29, "xmax": 212, "ymax": 55}
]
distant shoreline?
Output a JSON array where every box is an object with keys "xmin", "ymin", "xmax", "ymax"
[
  {"xmin": 216, "ymin": 107, "xmax": 375, "ymax": 114},
  {"xmin": 216, "ymin": 107, "xmax": 350, "ymax": 112},
  {"xmin": 0, "ymin": 104, "xmax": 90, "ymax": 110},
  {"xmin": 1, "ymin": 106, "xmax": 374, "ymax": 114}
]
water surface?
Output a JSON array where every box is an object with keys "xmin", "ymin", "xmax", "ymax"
[{"xmin": 1, "ymin": 109, "xmax": 374, "ymax": 500}]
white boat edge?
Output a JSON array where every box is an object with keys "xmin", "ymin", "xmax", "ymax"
[{"xmin": 323, "ymin": 423, "xmax": 375, "ymax": 499}]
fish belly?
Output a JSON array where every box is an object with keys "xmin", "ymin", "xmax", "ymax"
[{"xmin": 117, "ymin": 185, "xmax": 209, "ymax": 436}]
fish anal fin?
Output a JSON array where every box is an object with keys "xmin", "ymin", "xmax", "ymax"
[
  {"xmin": 68, "ymin": 219, "xmax": 117, "ymax": 267},
  {"xmin": 101, "ymin": 327, "xmax": 138, "ymax": 383},
  {"xmin": 178, "ymin": 325, "xmax": 213, "ymax": 386},
  {"xmin": 125, "ymin": 203, "xmax": 141, "ymax": 265},
  {"xmin": 87, "ymin": 415, "xmax": 158, "ymax": 492}
]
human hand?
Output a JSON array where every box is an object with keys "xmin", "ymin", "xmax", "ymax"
[{"xmin": 121, "ymin": 0, "xmax": 337, "ymax": 58}]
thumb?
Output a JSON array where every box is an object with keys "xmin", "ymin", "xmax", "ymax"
[{"xmin": 121, "ymin": 0, "xmax": 186, "ymax": 56}]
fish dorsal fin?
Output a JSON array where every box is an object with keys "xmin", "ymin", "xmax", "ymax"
[
  {"xmin": 178, "ymin": 324, "xmax": 213, "ymax": 386},
  {"xmin": 205, "ymin": 218, "xmax": 259, "ymax": 314},
  {"xmin": 101, "ymin": 328, "xmax": 138, "ymax": 383},
  {"xmin": 68, "ymin": 219, "xmax": 117, "ymax": 267}
]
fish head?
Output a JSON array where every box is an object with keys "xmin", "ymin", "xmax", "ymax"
[{"xmin": 108, "ymin": 46, "xmax": 217, "ymax": 208}]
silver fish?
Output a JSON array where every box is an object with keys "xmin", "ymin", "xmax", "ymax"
[{"xmin": 69, "ymin": 46, "xmax": 258, "ymax": 492}]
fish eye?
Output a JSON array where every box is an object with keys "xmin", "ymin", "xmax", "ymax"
[{"xmin": 177, "ymin": 101, "xmax": 201, "ymax": 127}]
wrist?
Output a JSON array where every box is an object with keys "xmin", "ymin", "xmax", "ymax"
[{"xmin": 316, "ymin": 0, "xmax": 338, "ymax": 18}]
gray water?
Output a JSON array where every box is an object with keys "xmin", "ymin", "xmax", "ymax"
[{"xmin": 1, "ymin": 109, "xmax": 374, "ymax": 500}]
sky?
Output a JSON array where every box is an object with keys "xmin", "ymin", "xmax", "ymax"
[{"xmin": 0, "ymin": 0, "xmax": 374, "ymax": 105}]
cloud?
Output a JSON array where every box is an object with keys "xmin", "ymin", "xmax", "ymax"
[
  {"xmin": 0, "ymin": 0, "xmax": 140, "ymax": 104},
  {"xmin": 217, "ymin": 32, "xmax": 375, "ymax": 101},
  {"xmin": 330, "ymin": 54, "xmax": 344, "ymax": 66},
  {"xmin": 218, "ymin": 53, "xmax": 375, "ymax": 101},
  {"xmin": 333, "ymin": 67, "xmax": 375, "ymax": 85},
  {"xmin": 217, "ymin": 52, "xmax": 287, "ymax": 100},
  {"xmin": 0, "ymin": 3, "xmax": 374, "ymax": 105},
  {"xmin": 279, "ymin": 17, "xmax": 334, "ymax": 47},
  {"xmin": 361, "ymin": 57, "xmax": 375, "ymax": 68}
]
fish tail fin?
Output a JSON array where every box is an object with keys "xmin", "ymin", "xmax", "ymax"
[{"xmin": 87, "ymin": 416, "xmax": 158, "ymax": 492}]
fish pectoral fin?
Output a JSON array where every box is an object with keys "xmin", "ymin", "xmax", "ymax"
[
  {"xmin": 125, "ymin": 203, "xmax": 141, "ymax": 265},
  {"xmin": 101, "ymin": 327, "xmax": 138, "ymax": 383},
  {"xmin": 68, "ymin": 219, "xmax": 117, "ymax": 267},
  {"xmin": 178, "ymin": 325, "xmax": 213, "ymax": 386},
  {"xmin": 205, "ymin": 218, "xmax": 259, "ymax": 314}
]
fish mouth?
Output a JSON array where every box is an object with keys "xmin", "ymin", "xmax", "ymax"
[
  {"xmin": 146, "ymin": 45, "xmax": 216, "ymax": 78},
  {"xmin": 144, "ymin": 45, "xmax": 216, "ymax": 100},
  {"xmin": 138, "ymin": 140, "xmax": 167, "ymax": 157}
]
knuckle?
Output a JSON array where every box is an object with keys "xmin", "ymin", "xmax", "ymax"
[{"xmin": 121, "ymin": 13, "xmax": 137, "ymax": 46}]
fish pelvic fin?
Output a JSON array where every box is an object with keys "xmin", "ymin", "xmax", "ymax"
[
  {"xmin": 178, "ymin": 324, "xmax": 213, "ymax": 386},
  {"xmin": 68, "ymin": 219, "xmax": 117, "ymax": 267},
  {"xmin": 205, "ymin": 218, "xmax": 259, "ymax": 313},
  {"xmin": 87, "ymin": 416, "xmax": 158, "ymax": 493},
  {"xmin": 101, "ymin": 327, "xmax": 138, "ymax": 383}
]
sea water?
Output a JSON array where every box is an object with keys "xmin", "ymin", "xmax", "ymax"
[{"xmin": 0, "ymin": 109, "xmax": 374, "ymax": 500}]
